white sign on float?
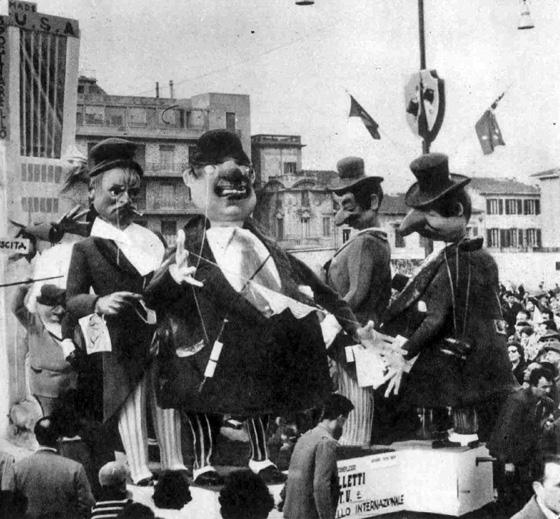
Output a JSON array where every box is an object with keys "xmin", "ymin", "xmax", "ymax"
[
  {"xmin": 0, "ymin": 237, "xmax": 30, "ymax": 254},
  {"xmin": 336, "ymin": 450, "xmax": 405, "ymax": 518}
]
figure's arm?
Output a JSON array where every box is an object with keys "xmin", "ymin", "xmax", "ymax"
[
  {"xmin": 65, "ymin": 243, "xmax": 98, "ymax": 319},
  {"xmin": 313, "ymin": 439, "xmax": 338, "ymax": 519},
  {"xmin": 11, "ymin": 284, "xmax": 32, "ymax": 328},
  {"xmin": 401, "ymin": 267, "xmax": 452, "ymax": 359},
  {"xmin": 343, "ymin": 238, "xmax": 378, "ymax": 310}
]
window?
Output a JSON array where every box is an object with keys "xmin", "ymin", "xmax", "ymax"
[
  {"xmin": 84, "ymin": 106, "xmax": 105, "ymax": 125},
  {"xmin": 342, "ymin": 229, "xmax": 351, "ymax": 243},
  {"xmin": 523, "ymin": 199, "xmax": 540, "ymax": 215},
  {"xmin": 157, "ymin": 183, "xmax": 175, "ymax": 209},
  {"xmin": 129, "ymin": 108, "xmax": 147, "ymax": 127},
  {"xmin": 159, "ymin": 145, "xmax": 175, "ymax": 168},
  {"xmin": 487, "ymin": 228, "xmax": 500, "ymax": 248},
  {"xmin": 106, "ymin": 107, "xmax": 125, "ymax": 127},
  {"xmin": 301, "ymin": 217, "xmax": 310, "ymax": 238},
  {"xmin": 226, "ymin": 112, "xmax": 236, "ymax": 131},
  {"xmin": 301, "ymin": 190, "xmax": 310, "ymax": 207},
  {"xmin": 486, "ymin": 199, "xmax": 500, "ymax": 215},
  {"xmin": 505, "ymin": 199, "xmax": 522, "ymax": 215},
  {"xmin": 284, "ymin": 162, "xmax": 297, "ymax": 174},
  {"xmin": 322, "ymin": 217, "xmax": 331, "ymax": 237},
  {"xmin": 276, "ymin": 217, "xmax": 284, "ymax": 240},
  {"xmin": 526, "ymin": 228, "xmax": 542, "ymax": 248},
  {"xmin": 21, "ymin": 197, "xmax": 58, "ymax": 213}
]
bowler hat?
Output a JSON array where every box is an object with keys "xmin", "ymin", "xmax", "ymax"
[
  {"xmin": 329, "ymin": 156, "xmax": 383, "ymax": 194},
  {"xmin": 36, "ymin": 284, "xmax": 65, "ymax": 307},
  {"xmin": 190, "ymin": 129, "xmax": 250, "ymax": 167},
  {"xmin": 404, "ymin": 153, "xmax": 470, "ymax": 208},
  {"xmin": 88, "ymin": 138, "xmax": 143, "ymax": 179},
  {"xmin": 542, "ymin": 339, "xmax": 560, "ymax": 354}
]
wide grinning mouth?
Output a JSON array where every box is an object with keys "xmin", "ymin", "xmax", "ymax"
[{"xmin": 214, "ymin": 177, "xmax": 251, "ymax": 199}]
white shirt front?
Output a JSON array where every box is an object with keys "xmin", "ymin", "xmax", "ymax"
[
  {"xmin": 90, "ymin": 218, "xmax": 165, "ymax": 276},
  {"xmin": 205, "ymin": 226, "xmax": 281, "ymax": 292},
  {"xmin": 537, "ymin": 496, "xmax": 560, "ymax": 519}
]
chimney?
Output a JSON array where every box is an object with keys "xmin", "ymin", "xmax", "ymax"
[
  {"xmin": 155, "ymin": 82, "xmax": 160, "ymax": 98},
  {"xmin": 169, "ymin": 80, "xmax": 174, "ymax": 99}
]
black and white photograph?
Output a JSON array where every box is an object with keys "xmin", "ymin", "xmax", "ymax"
[{"xmin": 0, "ymin": 1, "xmax": 559, "ymax": 518}]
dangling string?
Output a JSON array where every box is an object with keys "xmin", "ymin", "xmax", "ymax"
[{"xmin": 443, "ymin": 241, "xmax": 472, "ymax": 339}]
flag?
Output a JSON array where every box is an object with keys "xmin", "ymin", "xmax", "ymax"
[
  {"xmin": 475, "ymin": 109, "xmax": 505, "ymax": 155},
  {"xmin": 349, "ymin": 95, "xmax": 381, "ymax": 140}
]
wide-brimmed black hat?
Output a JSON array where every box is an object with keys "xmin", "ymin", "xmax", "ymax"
[
  {"xmin": 404, "ymin": 153, "xmax": 470, "ymax": 208},
  {"xmin": 190, "ymin": 129, "xmax": 250, "ymax": 167},
  {"xmin": 88, "ymin": 138, "xmax": 143, "ymax": 178},
  {"xmin": 36, "ymin": 284, "xmax": 66, "ymax": 306},
  {"xmin": 329, "ymin": 156, "xmax": 383, "ymax": 194}
]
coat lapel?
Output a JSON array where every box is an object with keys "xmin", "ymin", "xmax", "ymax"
[{"xmin": 92, "ymin": 237, "xmax": 143, "ymax": 278}]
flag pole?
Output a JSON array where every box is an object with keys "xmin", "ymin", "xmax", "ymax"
[{"xmin": 418, "ymin": 0, "xmax": 429, "ymax": 154}]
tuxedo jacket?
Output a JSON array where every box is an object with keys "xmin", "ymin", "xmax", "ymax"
[
  {"xmin": 382, "ymin": 238, "xmax": 515, "ymax": 409},
  {"xmin": 145, "ymin": 215, "xmax": 357, "ymax": 416},
  {"xmin": 64, "ymin": 237, "xmax": 158, "ymax": 421}
]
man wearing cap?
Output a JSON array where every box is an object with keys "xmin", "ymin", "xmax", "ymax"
[
  {"xmin": 63, "ymin": 138, "xmax": 187, "ymax": 485},
  {"xmin": 12, "ymin": 283, "xmax": 77, "ymax": 416},
  {"xmin": 381, "ymin": 153, "xmax": 514, "ymax": 445},
  {"xmin": 145, "ymin": 130, "xmax": 378, "ymax": 486},
  {"xmin": 322, "ymin": 156, "xmax": 391, "ymax": 446}
]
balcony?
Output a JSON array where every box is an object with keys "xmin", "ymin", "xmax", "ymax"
[{"xmin": 144, "ymin": 162, "xmax": 189, "ymax": 177}]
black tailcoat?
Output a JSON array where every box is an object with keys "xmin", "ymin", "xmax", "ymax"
[{"xmin": 145, "ymin": 216, "xmax": 357, "ymax": 417}]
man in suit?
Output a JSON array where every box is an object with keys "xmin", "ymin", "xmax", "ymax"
[
  {"xmin": 324, "ymin": 156, "xmax": 391, "ymax": 446},
  {"xmin": 283, "ymin": 394, "xmax": 354, "ymax": 519},
  {"xmin": 146, "ymin": 130, "xmax": 379, "ymax": 486},
  {"xmin": 4, "ymin": 417, "xmax": 95, "ymax": 518},
  {"xmin": 512, "ymin": 454, "xmax": 560, "ymax": 519},
  {"xmin": 381, "ymin": 153, "xmax": 515, "ymax": 445},
  {"xmin": 63, "ymin": 138, "xmax": 186, "ymax": 485},
  {"xmin": 503, "ymin": 291, "xmax": 524, "ymax": 337},
  {"xmin": 489, "ymin": 367, "xmax": 554, "ymax": 513}
]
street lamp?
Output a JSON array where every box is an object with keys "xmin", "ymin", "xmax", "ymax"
[{"xmin": 518, "ymin": 0, "xmax": 535, "ymax": 30}]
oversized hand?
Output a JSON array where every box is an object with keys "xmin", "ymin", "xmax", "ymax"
[
  {"xmin": 169, "ymin": 230, "xmax": 203, "ymax": 287},
  {"xmin": 53, "ymin": 205, "xmax": 90, "ymax": 238},
  {"xmin": 382, "ymin": 348, "xmax": 407, "ymax": 398},
  {"xmin": 356, "ymin": 321, "xmax": 395, "ymax": 354},
  {"xmin": 94, "ymin": 291, "xmax": 143, "ymax": 316}
]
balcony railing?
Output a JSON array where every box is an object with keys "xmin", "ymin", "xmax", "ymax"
[{"xmin": 144, "ymin": 162, "xmax": 189, "ymax": 175}]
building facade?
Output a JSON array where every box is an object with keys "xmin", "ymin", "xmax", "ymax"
[
  {"xmin": 1, "ymin": 1, "xmax": 80, "ymax": 434},
  {"xmin": 75, "ymin": 77, "xmax": 251, "ymax": 244}
]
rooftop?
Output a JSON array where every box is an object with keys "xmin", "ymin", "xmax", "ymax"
[{"xmin": 468, "ymin": 177, "xmax": 539, "ymax": 196}]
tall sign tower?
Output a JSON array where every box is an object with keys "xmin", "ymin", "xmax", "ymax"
[{"xmin": 0, "ymin": 0, "xmax": 79, "ymax": 434}]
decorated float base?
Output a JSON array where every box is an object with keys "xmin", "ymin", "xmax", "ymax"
[{"xmin": 127, "ymin": 440, "xmax": 494, "ymax": 518}]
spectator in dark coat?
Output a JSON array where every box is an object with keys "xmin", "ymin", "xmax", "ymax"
[
  {"xmin": 219, "ymin": 470, "xmax": 275, "ymax": 519},
  {"xmin": 4, "ymin": 417, "xmax": 94, "ymax": 519},
  {"xmin": 509, "ymin": 341, "xmax": 527, "ymax": 385},
  {"xmin": 489, "ymin": 367, "xmax": 555, "ymax": 514}
]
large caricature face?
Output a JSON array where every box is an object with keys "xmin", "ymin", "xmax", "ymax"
[
  {"xmin": 333, "ymin": 191, "xmax": 378, "ymax": 230},
  {"xmin": 184, "ymin": 158, "xmax": 256, "ymax": 226},
  {"xmin": 90, "ymin": 167, "xmax": 141, "ymax": 229},
  {"xmin": 399, "ymin": 207, "xmax": 467, "ymax": 242}
]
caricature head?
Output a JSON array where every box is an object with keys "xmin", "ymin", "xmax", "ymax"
[
  {"xmin": 331, "ymin": 157, "xmax": 383, "ymax": 230},
  {"xmin": 184, "ymin": 130, "xmax": 255, "ymax": 226},
  {"xmin": 87, "ymin": 138, "xmax": 143, "ymax": 230},
  {"xmin": 399, "ymin": 153, "xmax": 471, "ymax": 243}
]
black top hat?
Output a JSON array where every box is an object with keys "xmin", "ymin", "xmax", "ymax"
[
  {"xmin": 88, "ymin": 138, "xmax": 143, "ymax": 179},
  {"xmin": 404, "ymin": 153, "xmax": 470, "ymax": 208},
  {"xmin": 190, "ymin": 129, "xmax": 250, "ymax": 167},
  {"xmin": 36, "ymin": 284, "xmax": 66, "ymax": 306},
  {"xmin": 329, "ymin": 156, "xmax": 383, "ymax": 194}
]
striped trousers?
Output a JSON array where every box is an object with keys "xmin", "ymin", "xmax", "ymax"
[
  {"xmin": 117, "ymin": 373, "xmax": 185, "ymax": 484},
  {"xmin": 336, "ymin": 365, "xmax": 374, "ymax": 446},
  {"xmin": 183, "ymin": 412, "xmax": 271, "ymax": 477}
]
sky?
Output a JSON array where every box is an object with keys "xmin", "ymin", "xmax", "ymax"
[{"xmin": 13, "ymin": 0, "xmax": 560, "ymax": 192}]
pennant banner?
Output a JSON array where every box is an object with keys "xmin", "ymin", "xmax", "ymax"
[
  {"xmin": 349, "ymin": 95, "xmax": 381, "ymax": 140},
  {"xmin": 475, "ymin": 110, "xmax": 505, "ymax": 155}
]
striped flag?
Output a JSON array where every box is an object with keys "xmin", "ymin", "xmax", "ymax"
[{"xmin": 349, "ymin": 95, "xmax": 381, "ymax": 140}]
